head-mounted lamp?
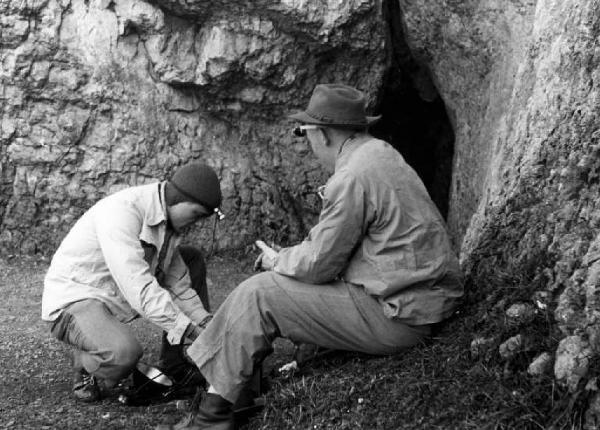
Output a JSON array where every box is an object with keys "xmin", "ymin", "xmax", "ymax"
[
  {"xmin": 292, "ymin": 125, "xmax": 321, "ymax": 137},
  {"xmin": 214, "ymin": 207, "xmax": 225, "ymax": 220}
]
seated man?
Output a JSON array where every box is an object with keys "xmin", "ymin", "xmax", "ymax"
[
  {"xmin": 158, "ymin": 84, "xmax": 464, "ymax": 430},
  {"xmin": 42, "ymin": 162, "xmax": 223, "ymax": 402}
]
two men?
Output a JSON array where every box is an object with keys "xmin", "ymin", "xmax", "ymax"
[
  {"xmin": 42, "ymin": 163, "xmax": 223, "ymax": 401},
  {"xmin": 158, "ymin": 83, "xmax": 464, "ymax": 430}
]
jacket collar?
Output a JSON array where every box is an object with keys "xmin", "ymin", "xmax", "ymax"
[
  {"xmin": 334, "ymin": 134, "xmax": 371, "ymax": 172},
  {"xmin": 144, "ymin": 182, "xmax": 168, "ymax": 227}
]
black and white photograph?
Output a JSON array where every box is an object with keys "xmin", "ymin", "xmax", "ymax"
[{"xmin": 1, "ymin": 0, "xmax": 599, "ymax": 429}]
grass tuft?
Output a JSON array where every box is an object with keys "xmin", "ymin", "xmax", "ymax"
[{"xmin": 0, "ymin": 252, "xmax": 590, "ymax": 429}]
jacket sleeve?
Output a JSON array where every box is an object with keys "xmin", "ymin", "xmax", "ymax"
[
  {"xmin": 94, "ymin": 199, "xmax": 192, "ymax": 344},
  {"xmin": 274, "ymin": 171, "xmax": 369, "ymax": 283}
]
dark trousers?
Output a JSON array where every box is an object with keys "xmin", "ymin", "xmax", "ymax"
[{"xmin": 158, "ymin": 246, "xmax": 210, "ymax": 374}]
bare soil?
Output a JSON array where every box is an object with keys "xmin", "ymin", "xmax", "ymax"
[
  {"xmin": 0, "ymin": 254, "xmax": 584, "ymax": 429},
  {"xmin": 0, "ymin": 253, "xmax": 276, "ymax": 430}
]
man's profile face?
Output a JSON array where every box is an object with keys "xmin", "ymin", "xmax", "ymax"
[
  {"xmin": 306, "ymin": 128, "xmax": 334, "ymax": 171},
  {"xmin": 167, "ymin": 201, "xmax": 212, "ymax": 233}
]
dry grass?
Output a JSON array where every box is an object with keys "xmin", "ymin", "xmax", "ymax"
[{"xmin": 0, "ymin": 253, "xmax": 585, "ymax": 429}]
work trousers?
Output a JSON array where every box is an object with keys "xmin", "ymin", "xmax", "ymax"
[
  {"xmin": 49, "ymin": 245, "xmax": 208, "ymax": 387},
  {"xmin": 187, "ymin": 271, "xmax": 430, "ymax": 403}
]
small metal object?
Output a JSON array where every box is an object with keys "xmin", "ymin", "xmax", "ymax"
[
  {"xmin": 123, "ymin": 362, "xmax": 174, "ymax": 405},
  {"xmin": 317, "ymin": 185, "xmax": 326, "ymax": 200},
  {"xmin": 136, "ymin": 362, "xmax": 173, "ymax": 387},
  {"xmin": 293, "ymin": 124, "xmax": 321, "ymax": 137},
  {"xmin": 214, "ymin": 207, "xmax": 225, "ymax": 220}
]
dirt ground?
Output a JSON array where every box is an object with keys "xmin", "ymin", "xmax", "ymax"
[
  {"xmin": 0, "ymin": 253, "xmax": 582, "ymax": 430},
  {"xmin": 0, "ymin": 253, "xmax": 294, "ymax": 430}
]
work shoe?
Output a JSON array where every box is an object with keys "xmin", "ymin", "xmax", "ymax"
[
  {"xmin": 72, "ymin": 369, "xmax": 101, "ymax": 402},
  {"xmin": 159, "ymin": 333, "xmax": 206, "ymax": 395},
  {"xmin": 166, "ymin": 363, "xmax": 206, "ymax": 394},
  {"xmin": 155, "ymin": 392, "xmax": 233, "ymax": 430}
]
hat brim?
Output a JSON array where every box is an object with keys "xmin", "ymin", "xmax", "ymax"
[{"xmin": 288, "ymin": 111, "xmax": 381, "ymax": 127}]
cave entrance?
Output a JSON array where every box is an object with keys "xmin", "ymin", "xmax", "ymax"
[
  {"xmin": 370, "ymin": 83, "xmax": 454, "ymax": 219},
  {"xmin": 371, "ymin": 1, "xmax": 455, "ymax": 219}
]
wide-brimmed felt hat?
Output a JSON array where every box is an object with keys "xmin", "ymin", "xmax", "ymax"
[{"xmin": 289, "ymin": 83, "xmax": 381, "ymax": 127}]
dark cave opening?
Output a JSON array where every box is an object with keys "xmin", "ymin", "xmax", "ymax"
[
  {"xmin": 370, "ymin": 83, "xmax": 455, "ymax": 219},
  {"xmin": 371, "ymin": 0, "xmax": 455, "ymax": 219}
]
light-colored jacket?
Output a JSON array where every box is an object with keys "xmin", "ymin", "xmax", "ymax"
[
  {"xmin": 42, "ymin": 182, "xmax": 210, "ymax": 344},
  {"xmin": 274, "ymin": 137, "xmax": 464, "ymax": 325}
]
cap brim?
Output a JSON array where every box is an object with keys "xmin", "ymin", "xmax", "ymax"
[{"xmin": 288, "ymin": 111, "xmax": 381, "ymax": 127}]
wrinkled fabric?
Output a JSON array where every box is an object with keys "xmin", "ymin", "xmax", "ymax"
[
  {"xmin": 50, "ymin": 299, "xmax": 143, "ymax": 387},
  {"xmin": 49, "ymin": 246, "xmax": 209, "ymax": 384},
  {"xmin": 275, "ymin": 137, "xmax": 463, "ymax": 324},
  {"xmin": 42, "ymin": 182, "xmax": 210, "ymax": 344},
  {"xmin": 188, "ymin": 271, "xmax": 430, "ymax": 403}
]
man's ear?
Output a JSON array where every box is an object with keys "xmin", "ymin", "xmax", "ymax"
[{"xmin": 318, "ymin": 128, "xmax": 330, "ymax": 146}]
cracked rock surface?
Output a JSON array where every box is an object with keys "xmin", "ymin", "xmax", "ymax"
[
  {"xmin": 1, "ymin": 0, "xmax": 386, "ymax": 254},
  {"xmin": 399, "ymin": 0, "xmax": 600, "ymax": 401}
]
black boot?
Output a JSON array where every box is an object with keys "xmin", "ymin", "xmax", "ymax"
[
  {"xmin": 158, "ymin": 332, "xmax": 205, "ymax": 393},
  {"xmin": 158, "ymin": 332, "xmax": 188, "ymax": 372},
  {"xmin": 156, "ymin": 392, "xmax": 233, "ymax": 430}
]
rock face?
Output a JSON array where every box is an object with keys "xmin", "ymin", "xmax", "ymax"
[
  {"xmin": 1, "ymin": 0, "xmax": 388, "ymax": 254},
  {"xmin": 3, "ymin": 0, "xmax": 600, "ymax": 417},
  {"xmin": 400, "ymin": 0, "xmax": 600, "ymax": 394}
]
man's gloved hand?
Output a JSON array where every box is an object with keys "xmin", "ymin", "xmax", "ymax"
[
  {"xmin": 181, "ymin": 315, "xmax": 212, "ymax": 365},
  {"xmin": 254, "ymin": 240, "xmax": 280, "ymax": 271},
  {"xmin": 183, "ymin": 315, "xmax": 213, "ymax": 342}
]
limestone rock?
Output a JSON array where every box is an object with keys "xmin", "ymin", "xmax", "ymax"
[
  {"xmin": 499, "ymin": 334, "xmax": 524, "ymax": 361},
  {"xmin": 527, "ymin": 352, "xmax": 552, "ymax": 377},
  {"xmin": 398, "ymin": 0, "xmax": 600, "ymax": 402},
  {"xmin": 554, "ymin": 335, "xmax": 592, "ymax": 393},
  {"xmin": 505, "ymin": 303, "xmax": 536, "ymax": 326},
  {"xmin": 532, "ymin": 291, "xmax": 552, "ymax": 311},
  {"xmin": 0, "ymin": 0, "xmax": 387, "ymax": 254}
]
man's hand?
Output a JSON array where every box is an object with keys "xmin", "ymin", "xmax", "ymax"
[
  {"xmin": 183, "ymin": 315, "xmax": 213, "ymax": 342},
  {"xmin": 254, "ymin": 240, "xmax": 280, "ymax": 271},
  {"xmin": 183, "ymin": 323, "xmax": 202, "ymax": 342}
]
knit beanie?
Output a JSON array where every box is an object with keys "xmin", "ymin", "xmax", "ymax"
[{"xmin": 165, "ymin": 162, "xmax": 222, "ymax": 210}]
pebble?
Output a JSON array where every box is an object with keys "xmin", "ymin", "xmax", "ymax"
[
  {"xmin": 499, "ymin": 334, "xmax": 523, "ymax": 360},
  {"xmin": 505, "ymin": 303, "xmax": 536, "ymax": 325},
  {"xmin": 527, "ymin": 352, "xmax": 552, "ymax": 376}
]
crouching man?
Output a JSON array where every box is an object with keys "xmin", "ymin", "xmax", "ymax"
[
  {"xmin": 157, "ymin": 84, "xmax": 464, "ymax": 430},
  {"xmin": 42, "ymin": 162, "xmax": 223, "ymax": 402}
]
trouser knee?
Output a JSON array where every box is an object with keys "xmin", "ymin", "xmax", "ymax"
[
  {"xmin": 230, "ymin": 273, "xmax": 279, "ymax": 335},
  {"xmin": 234, "ymin": 274, "xmax": 271, "ymax": 304},
  {"xmin": 108, "ymin": 341, "xmax": 143, "ymax": 377}
]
